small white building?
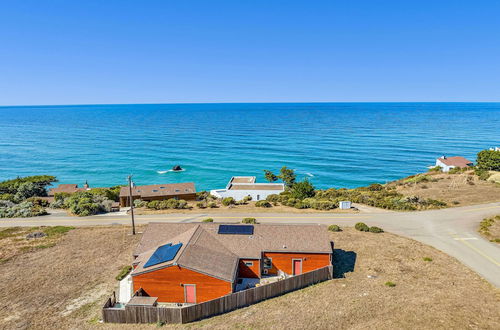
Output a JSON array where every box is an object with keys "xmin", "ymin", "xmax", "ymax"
[
  {"xmin": 435, "ymin": 156, "xmax": 473, "ymax": 172},
  {"xmin": 339, "ymin": 201, "xmax": 352, "ymax": 210},
  {"xmin": 210, "ymin": 176, "xmax": 285, "ymax": 201}
]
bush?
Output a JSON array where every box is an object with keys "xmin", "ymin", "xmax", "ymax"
[
  {"xmin": 404, "ymin": 175, "xmax": 431, "ymax": 184},
  {"xmin": 367, "ymin": 183, "xmax": 384, "ymax": 191},
  {"xmin": 0, "ymin": 201, "xmax": 48, "ymax": 218},
  {"xmin": 448, "ymin": 167, "xmax": 466, "ymax": 174},
  {"xmin": 221, "ymin": 197, "xmax": 236, "ymax": 206},
  {"xmin": 89, "ymin": 187, "xmax": 121, "ymax": 202},
  {"xmin": 328, "ymin": 224, "xmax": 341, "ymax": 232},
  {"xmin": 242, "ymin": 217, "xmax": 257, "ymax": 224},
  {"xmin": 54, "ymin": 192, "xmax": 71, "ymax": 202},
  {"xmin": 385, "ymin": 281, "xmax": 396, "ymax": 287},
  {"xmin": 134, "ymin": 199, "xmax": 148, "ymax": 208},
  {"xmin": 428, "ymin": 166, "xmax": 442, "ymax": 172},
  {"xmin": 202, "ymin": 218, "xmax": 213, "ymax": 222},
  {"xmin": 255, "ymin": 200, "xmax": 272, "ymax": 208},
  {"xmin": 266, "ymin": 194, "xmax": 281, "ymax": 203},
  {"xmin": 207, "ymin": 202, "xmax": 218, "ymax": 208},
  {"xmin": 474, "ymin": 168, "xmax": 491, "ymax": 180},
  {"xmin": 64, "ymin": 191, "xmax": 110, "ymax": 216},
  {"xmin": 115, "ymin": 265, "xmax": 133, "ymax": 281},
  {"xmin": 0, "ymin": 175, "xmax": 56, "ymax": 195},
  {"xmin": 196, "ymin": 191, "xmax": 210, "ymax": 201},
  {"xmin": 476, "ymin": 149, "xmax": 500, "ymax": 171},
  {"xmin": 242, "ymin": 195, "xmax": 252, "ymax": 202},
  {"xmin": 14, "ymin": 182, "xmax": 47, "ymax": 202},
  {"xmin": 289, "ymin": 179, "xmax": 315, "ymax": 200},
  {"xmin": 309, "ymin": 200, "xmax": 337, "ymax": 210},
  {"xmin": 196, "ymin": 201, "xmax": 206, "ymax": 208},
  {"xmin": 355, "ymin": 222, "xmax": 370, "ymax": 232},
  {"xmin": 25, "ymin": 197, "xmax": 50, "ymax": 207},
  {"xmin": 0, "ymin": 193, "xmax": 15, "ymax": 202},
  {"xmin": 423, "ymin": 257, "xmax": 433, "ymax": 262},
  {"xmin": 369, "ymin": 226, "xmax": 384, "ymax": 233},
  {"xmin": 147, "ymin": 200, "xmax": 161, "ymax": 210}
]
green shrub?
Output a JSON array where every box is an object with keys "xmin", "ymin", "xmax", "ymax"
[
  {"xmin": 366, "ymin": 183, "xmax": 384, "ymax": 191},
  {"xmin": 328, "ymin": 224, "xmax": 341, "ymax": 232},
  {"xmin": 196, "ymin": 201, "xmax": 206, "ymax": 208},
  {"xmin": 196, "ymin": 191, "xmax": 210, "ymax": 201},
  {"xmin": 242, "ymin": 217, "xmax": 257, "ymax": 224},
  {"xmin": 0, "ymin": 175, "xmax": 56, "ymax": 195},
  {"xmin": 26, "ymin": 197, "xmax": 50, "ymax": 207},
  {"xmin": 0, "ymin": 193, "xmax": 15, "ymax": 202},
  {"xmin": 385, "ymin": 281, "xmax": 396, "ymax": 287},
  {"xmin": 133, "ymin": 199, "xmax": 148, "ymax": 208},
  {"xmin": 255, "ymin": 200, "xmax": 272, "ymax": 208},
  {"xmin": 266, "ymin": 194, "xmax": 281, "ymax": 203},
  {"xmin": 355, "ymin": 222, "xmax": 370, "ymax": 232},
  {"xmin": 404, "ymin": 175, "xmax": 431, "ymax": 184},
  {"xmin": 309, "ymin": 200, "xmax": 337, "ymax": 210},
  {"xmin": 221, "ymin": 197, "xmax": 236, "ymax": 206},
  {"xmin": 207, "ymin": 202, "xmax": 218, "ymax": 208},
  {"xmin": 115, "ymin": 265, "xmax": 133, "ymax": 281},
  {"xmin": 428, "ymin": 166, "xmax": 442, "ymax": 172},
  {"xmin": 0, "ymin": 201, "xmax": 48, "ymax": 218},
  {"xmin": 290, "ymin": 179, "xmax": 315, "ymax": 200},
  {"xmin": 64, "ymin": 191, "xmax": 109, "ymax": 216},
  {"xmin": 242, "ymin": 195, "xmax": 252, "ymax": 202},
  {"xmin": 476, "ymin": 149, "xmax": 500, "ymax": 171},
  {"xmin": 202, "ymin": 218, "xmax": 213, "ymax": 222},
  {"xmin": 369, "ymin": 226, "xmax": 384, "ymax": 233},
  {"xmin": 147, "ymin": 200, "xmax": 161, "ymax": 209},
  {"xmin": 423, "ymin": 257, "xmax": 433, "ymax": 262},
  {"xmin": 54, "ymin": 192, "xmax": 71, "ymax": 202},
  {"xmin": 448, "ymin": 167, "xmax": 466, "ymax": 174},
  {"xmin": 474, "ymin": 168, "xmax": 491, "ymax": 180},
  {"xmin": 452, "ymin": 200, "xmax": 460, "ymax": 205}
]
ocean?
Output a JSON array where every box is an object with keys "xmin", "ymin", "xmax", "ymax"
[{"xmin": 0, "ymin": 103, "xmax": 499, "ymax": 190}]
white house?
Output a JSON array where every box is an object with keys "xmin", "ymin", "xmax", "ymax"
[
  {"xmin": 435, "ymin": 156, "xmax": 473, "ymax": 172},
  {"xmin": 210, "ymin": 176, "xmax": 285, "ymax": 201}
]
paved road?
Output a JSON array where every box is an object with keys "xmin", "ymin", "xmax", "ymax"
[{"xmin": 2, "ymin": 202, "xmax": 499, "ymax": 287}]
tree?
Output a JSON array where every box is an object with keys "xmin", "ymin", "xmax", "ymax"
[
  {"xmin": 477, "ymin": 150, "xmax": 500, "ymax": 171},
  {"xmin": 0, "ymin": 175, "xmax": 56, "ymax": 195},
  {"xmin": 14, "ymin": 182, "xmax": 47, "ymax": 202},
  {"xmin": 278, "ymin": 166, "xmax": 296, "ymax": 188},
  {"xmin": 263, "ymin": 170, "xmax": 278, "ymax": 183},
  {"xmin": 290, "ymin": 179, "xmax": 315, "ymax": 200}
]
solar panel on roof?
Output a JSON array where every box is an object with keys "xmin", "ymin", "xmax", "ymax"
[
  {"xmin": 218, "ymin": 225, "xmax": 254, "ymax": 235},
  {"xmin": 144, "ymin": 243, "xmax": 183, "ymax": 268}
]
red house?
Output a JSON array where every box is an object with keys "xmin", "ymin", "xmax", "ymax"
[{"xmin": 130, "ymin": 223, "xmax": 333, "ymax": 304}]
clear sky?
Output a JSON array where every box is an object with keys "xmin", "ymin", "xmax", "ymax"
[{"xmin": 1, "ymin": 0, "xmax": 499, "ymax": 105}]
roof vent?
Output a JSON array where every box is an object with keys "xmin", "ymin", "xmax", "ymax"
[{"xmin": 283, "ymin": 245, "xmax": 287, "ymax": 249}]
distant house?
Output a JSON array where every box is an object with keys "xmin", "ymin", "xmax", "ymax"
[
  {"xmin": 129, "ymin": 223, "xmax": 333, "ymax": 304},
  {"xmin": 48, "ymin": 182, "xmax": 90, "ymax": 196},
  {"xmin": 435, "ymin": 156, "xmax": 473, "ymax": 172},
  {"xmin": 119, "ymin": 182, "xmax": 196, "ymax": 207},
  {"xmin": 210, "ymin": 176, "xmax": 285, "ymax": 201}
]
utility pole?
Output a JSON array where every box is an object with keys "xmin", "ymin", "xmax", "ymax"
[{"xmin": 128, "ymin": 175, "xmax": 136, "ymax": 235}]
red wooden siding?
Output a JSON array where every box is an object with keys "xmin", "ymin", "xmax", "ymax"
[
  {"xmin": 133, "ymin": 265, "xmax": 232, "ymax": 303},
  {"xmin": 262, "ymin": 252, "xmax": 331, "ymax": 276},
  {"xmin": 238, "ymin": 259, "xmax": 260, "ymax": 278}
]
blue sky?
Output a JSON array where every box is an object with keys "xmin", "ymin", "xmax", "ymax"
[{"xmin": 1, "ymin": 0, "xmax": 499, "ymax": 105}]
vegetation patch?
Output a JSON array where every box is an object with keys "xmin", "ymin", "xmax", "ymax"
[
  {"xmin": 115, "ymin": 265, "xmax": 133, "ymax": 281},
  {"xmin": 202, "ymin": 218, "xmax": 214, "ymax": 222},
  {"xmin": 328, "ymin": 224, "xmax": 342, "ymax": 232},
  {"xmin": 423, "ymin": 257, "xmax": 433, "ymax": 262},
  {"xmin": 242, "ymin": 217, "xmax": 257, "ymax": 224},
  {"xmin": 385, "ymin": 281, "xmax": 396, "ymax": 287},
  {"xmin": 478, "ymin": 215, "xmax": 500, "ymax": 243}
]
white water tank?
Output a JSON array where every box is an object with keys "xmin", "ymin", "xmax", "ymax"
[{"xmin": 339, "ymin": 201, "xmax": 351, "ymax": 209}]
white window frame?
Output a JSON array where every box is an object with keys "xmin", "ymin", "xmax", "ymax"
[
  {"xmin": 244, "ymin": 261, "xmax": 254, "ymax": 267},
  {"xmin": 263, "ymin": 257, "xmax": 272, "ymax": 269}
]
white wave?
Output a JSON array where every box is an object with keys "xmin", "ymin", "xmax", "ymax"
[
  {"xmin": 306, "ymin": 172, "xmax": 314, "ymax": 177},
  {"xmin": 157, "ymin": 169, "xmax": 186, "ymax": 174}
]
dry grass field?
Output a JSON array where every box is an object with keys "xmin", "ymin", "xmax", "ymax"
[
  {"xmin": 479, "ymin": 215, "xmax": 500, "ymax": 243},
  {"xmin": 0, "ymin": 226, "xmax": 498, "ymax": 330},
  {"xmin": 388, "ymin": 171, "xmax": 500, "ymax": 207}
]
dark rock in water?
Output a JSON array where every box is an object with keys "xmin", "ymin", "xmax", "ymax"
[
  {"xmin": 172, "ymin": 165, "xmax": 183, "ymax": 171},
  {"xmin": 26, "ymin": 231, "xmax": 47, "ymax": 239}
]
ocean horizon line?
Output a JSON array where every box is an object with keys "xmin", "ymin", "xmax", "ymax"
[{"xmin": 2, "ymin": 101, "xmax": 500, "ymax": 109}]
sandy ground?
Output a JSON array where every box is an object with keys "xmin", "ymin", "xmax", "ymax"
[
  {"xmin": 389, "ymin": 171, "xmax": 500, "ymax": 207},
  {"xmin": 0, "ymin": 226, "xmax": 498, "ymax": 329}
]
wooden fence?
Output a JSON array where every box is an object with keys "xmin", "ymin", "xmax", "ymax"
[{"xmin": 103, "ymin": 265, "xmax": 333, "ymax": 324}]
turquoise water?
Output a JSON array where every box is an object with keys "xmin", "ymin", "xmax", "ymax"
[{"xmin": 0, "ymin": 103, "xmax": 499, "ymax": 190}]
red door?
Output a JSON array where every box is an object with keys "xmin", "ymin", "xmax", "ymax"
[
  {"xmin": 184, "ymin": 284, "xmax": 196, "ymax": 303},
  {"xmin": 293, "ymin": 259, "xmax": 302, "ymax": 275}
]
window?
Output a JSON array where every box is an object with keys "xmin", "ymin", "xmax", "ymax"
[
  {"xmin": 244, "ymin": 261, "xmax": 254, "ymax": 267},
  {"xmin": 152, "ymin": 189, "xmax": 158, "ymax": 192},
  {"xmin": 263, "ymin": 258, "xmax": 272, "ymax": 269},
  {"xmin": 175, "ymin": 189, "xmax": 180, "ymax": 192}
]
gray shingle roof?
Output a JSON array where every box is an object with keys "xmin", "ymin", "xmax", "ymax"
[
  {"xmin": 134, "ymin": 223, "xmax": 332, "ymax": 262},
  {"xmin": 119, "ymin": 182, "xmax": 196, "ymax": 198}
]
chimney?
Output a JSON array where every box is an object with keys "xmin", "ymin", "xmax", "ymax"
[{"xmin": 83, "ymin": 180, "xmax": 89, "ymax": 189}]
